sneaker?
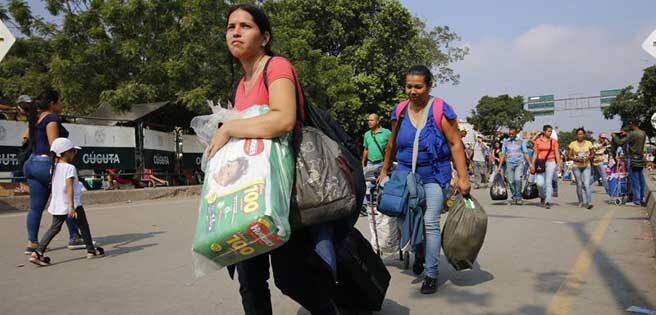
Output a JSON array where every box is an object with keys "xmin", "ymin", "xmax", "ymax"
[
  {"xmin": 545, "ymin": 203, "xmax": 551, "ymax": 209},
  {"xmin": 412, "ymin": 254, "xmax": 425, "ymax": 276},
  {"xmin": 516, "ymin": 199, "xmax": 524, "ymax": 205},
  {"xmin": 86, "ymin": 247, "xmax": 105, "ymax": 259},
  {"xmin": 29, "ymin": 251, "xmax": 51, "ymax": 266},
  {"xmin": 24, "ymin": 242, "xmax": 38, "ymax": 255},
  {"xmin": 68, "ymin": 237, "xmax": 97, "ymax": 250},
  {"xmin": 420, "ymin": 276, "xmax": 438, "ymax": 294},
  {"xmin": 586, "ymin": 204, "xmax": 594, "ymax": 210}
]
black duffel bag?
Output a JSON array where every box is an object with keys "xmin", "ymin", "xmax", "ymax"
[
  {"xmin": 261, "ymin": 57, "xmax": 365, "ymax": 229},
  {"xmin": 334, "ymin": 228, "xmax": 391, "ymax": 311}
]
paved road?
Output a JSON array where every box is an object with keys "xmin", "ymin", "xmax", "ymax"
[{"xmin": 1, "ymin": 180, "xmax": 655, "ymax": 315}]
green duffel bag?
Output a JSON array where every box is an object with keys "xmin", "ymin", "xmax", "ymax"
[{"xmin": 442, "ymin": 191, "xmax": 488, "ymax": 271}]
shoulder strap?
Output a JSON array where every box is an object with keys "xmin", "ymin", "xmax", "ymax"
[
  {"xmin": 261, "ymin": 56, "xmax": 304, "ymax": 124},
  {"xmin": 412, "ymin": 97, "xmax": 434, "ymax": 173},
  {"xmin": 370, "ymin": 130, "xmax": 386, "ymax": 156},
  {"xmin": 432, "ymin": 97, "xmax": 445, "ymax": 131},
  {"xmin": 396, "ymin": 97, "xmax": 445, "ymax": 131}
]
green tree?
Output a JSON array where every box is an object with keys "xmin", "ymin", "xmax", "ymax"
[
  {"xmin": 466, "ymin": 94, "xmax": 534, "ymax": 137},
  {"xmin": 1, "ymin": 0, "xmax": 467, "ymax": 139},
  {"xmin": 604, "ymin": 66, "xmax": 656, "ymax": 137},
  {"xmin": 263, "ymin": 0, "xmax": 468, "ymax": 137},
  {"xmin": 557, "ymin": 128, "xmax": 594, "ymax": 150}
]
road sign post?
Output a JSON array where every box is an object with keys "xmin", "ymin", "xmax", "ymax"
[
  {"xmin": 0, "ymin": 19, "xmax": 16, "ymax": 62},
  {"xmin": 643, "ymin": 29, "xmax": 656, "ymax": 59}
]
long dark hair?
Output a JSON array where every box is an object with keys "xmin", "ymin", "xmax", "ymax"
[
  {"xmin": 226, "ymin": 5, "xmax": 275, "ymax": 92},
  {"xmin": 28, "ymin": 88, "xmax": 60, "ymax": 145}
]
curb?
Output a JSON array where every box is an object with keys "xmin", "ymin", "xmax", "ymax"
[
  {"xmin": 0, "ymin": 185, "xmax": 201, "ymax": 212},
  {"xmin": 645, "ymin": 173, "xmax": 656, "ymax": 254}
]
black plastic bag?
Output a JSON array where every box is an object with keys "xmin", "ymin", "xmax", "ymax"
[
  {"xmin": 489, "ymin": 173, "xmax": 508, "ymax": 200},
  {"xmin": 442, "ymin": 192, "xmax": 488, "ymax": 271},
  {"xmin": 522, "ymin": 178, "xmax": 539, "ymax": 200}
]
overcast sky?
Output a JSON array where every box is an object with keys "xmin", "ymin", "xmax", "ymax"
[
  {"xmin": 400, "ymin": 0, "xmax": 656, "ymax": 134},
  {"xmin": 4, "ymin": 0, "xmax": 656, "ymax": 134}
]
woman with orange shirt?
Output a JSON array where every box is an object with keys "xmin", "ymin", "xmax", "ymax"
[{"xmin": 532, "ymin": 125, "xmax": 563, "ymax": 209}]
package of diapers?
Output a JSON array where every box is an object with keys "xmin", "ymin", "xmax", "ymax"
[{"xmin": 191, "ymin": 106, "xmax": 294, "ymax": 276}]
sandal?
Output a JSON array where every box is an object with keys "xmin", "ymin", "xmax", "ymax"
[
  {"xmin": 86, "ymin": 247, "xmax": 105, "ymax": 259},
  {"xmin": 29, "ymin": 251, "xmax": 51, "ymax": 266}
]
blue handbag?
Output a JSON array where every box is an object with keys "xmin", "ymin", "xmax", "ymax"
[
  {"xmin": 378, "ymin": 98, "xmax": 432, "ymax": 217},
  {"xmin": 378, "ymin": 169, "xmax": 410, "ymax": 216}
]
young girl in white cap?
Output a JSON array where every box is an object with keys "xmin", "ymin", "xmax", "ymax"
[{"xmin": 30, "ymin": 137, "xmax": 104, "ymax": 266}]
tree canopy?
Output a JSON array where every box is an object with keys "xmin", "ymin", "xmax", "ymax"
[
  {"xmin": 0, "ymin": 0, "xmax": 467, "ymax": 138},
  {"xmin": 604, "ymin": 65, "xmax": 656, "ymax": 138},
  {"xmin": 466, "ymin": 94, "xmax": 534, "ymax": 138}
]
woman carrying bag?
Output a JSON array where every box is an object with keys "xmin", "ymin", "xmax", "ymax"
[
  {"xmin": 377, "ymin": 65, "xmax": 470, "ymax": 294},
  {"xmin": 206, "ymin": 5, "xmax": 340, "ymax": 314}
]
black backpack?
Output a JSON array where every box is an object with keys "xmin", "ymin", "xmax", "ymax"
[{"xmin": 229, "ymin": 57, "xmax": 365, "ymax": 228}]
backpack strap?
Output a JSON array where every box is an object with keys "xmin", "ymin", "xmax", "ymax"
[{"xmin": 394, "ymin": 97, "xmax": 446, "ymax": 131}]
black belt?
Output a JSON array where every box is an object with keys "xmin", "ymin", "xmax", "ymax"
[{"xmin": 368, "ymin": 160, "xmax": 383, "ymax": 164}]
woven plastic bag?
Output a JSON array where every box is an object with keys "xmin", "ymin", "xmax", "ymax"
[{"xmin": 442, "ymin": 191, "xmax": 488, "ymax": 271}]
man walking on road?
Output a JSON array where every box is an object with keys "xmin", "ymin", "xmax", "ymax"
[
  {"xmin": 613, "ymin": 121, "xmax": 647, "ymax": 206},
  {"xmin": 362, "ymin": 113, "xmax": 391, "ymax": 214},
  {"xmin": 472, "ymin": 135, "xmax": 488, "ymax": 189},
  {"xmin": 498, "ymin": 127, "xmax": 534, "ymax": 205},
  {"xmin": 592, "ymin": 133, "xmax": 610, "ymax": 193},
  {"xmin": 362, "ymin": 113, "xmax": 391, "ymax": 169}
]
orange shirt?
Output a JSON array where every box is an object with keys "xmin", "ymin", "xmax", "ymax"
[{"xmin": 534, "ymin": 137, "xmax": 558, "ymax": 161}]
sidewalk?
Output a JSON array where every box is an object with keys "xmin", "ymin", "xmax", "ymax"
[{"xmin": 0, "ymin": 185, "xmax": 201, "ymax": 212}]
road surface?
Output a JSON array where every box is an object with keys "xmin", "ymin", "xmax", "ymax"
[{"xmin": 1, "ymin": 180, "xmax": 655, "ymax": 315}]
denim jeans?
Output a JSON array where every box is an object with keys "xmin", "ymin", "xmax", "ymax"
[
  {"xmin": 23, "ymin": 155, "xmax": 78, "ymax": 242},
  {"xmin": 572, "ymin": 166, "xmax": 592, "ymax": 205},
  {"xmin": 628, "ymin": 167, "xmax": 646, "ymax": 204},
  {"xmin": 552, "ymin": 167, "xmax": 559, "ymax": 194},
  {"xmin": 505, "ymin": 161, "xmax": 524, "ymax": 200},
  {"xmin": 535, "ymin": 161, "xmax": 557, "ymax": 204},
  {"xmin": 593, "ymin": 164, "xmax": 609, "ymax": 192},
  {"xmin": 422, "ymin": 183, "xmax": 444, "ymax": 279},
  {"xmin": 473, "ymin": 161, "xmax": 487, "ymax": 187}
]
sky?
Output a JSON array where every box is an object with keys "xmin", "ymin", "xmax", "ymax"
[
  {"xmin": 3, "ymin": 0, "xmax": 656, "ymax": 134},
  {"xmin": 400, "ymin": 0, "xmax": 656, "ymax": 134}
]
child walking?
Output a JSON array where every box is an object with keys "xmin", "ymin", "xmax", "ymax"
[{"xmin": 30, "ymin": 138, "xmax": 104, "ymax": 266}]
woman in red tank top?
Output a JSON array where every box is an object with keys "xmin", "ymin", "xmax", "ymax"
[{"xmin": 206, "ymin": 5, "xmax": 339, "ymax": 315}]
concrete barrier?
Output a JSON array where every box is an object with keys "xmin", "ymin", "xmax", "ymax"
[
  {"xmin": 0, "ymin": 185, "xmax": 201, "ymax": 212},
  {"xmin": 645, "ymin": 172, "xmax": 656, "ymax": 252}
]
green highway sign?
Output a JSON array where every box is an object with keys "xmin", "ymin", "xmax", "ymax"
[
  {"xmin": 600, "ymin": 89, "xmax": 621, "ymax": 106},
  {"xmin": 526, "ymin": 95, "xmax": 554, "ymax": 111}
]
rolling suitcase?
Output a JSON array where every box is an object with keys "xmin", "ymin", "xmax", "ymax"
[{"xmin": 334, "ymin": 228, "xmax": 391, "ymax": 312}]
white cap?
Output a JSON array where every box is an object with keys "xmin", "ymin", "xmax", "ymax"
[
  {"xmin": 50, "ymin": 138, "xmax": 81, "ymax": 157},
  {"xmin": 17, "ymin": 95, "xmax": 32, "ymax": 104}
]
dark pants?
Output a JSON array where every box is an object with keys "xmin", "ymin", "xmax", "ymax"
[
  {"xmin": 37, "ymin": 206, "xmax": 95, "ymax": 254},
  {"xmin": 236, "ymin": 230, "xmax": 337, "ymax": 315}
]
